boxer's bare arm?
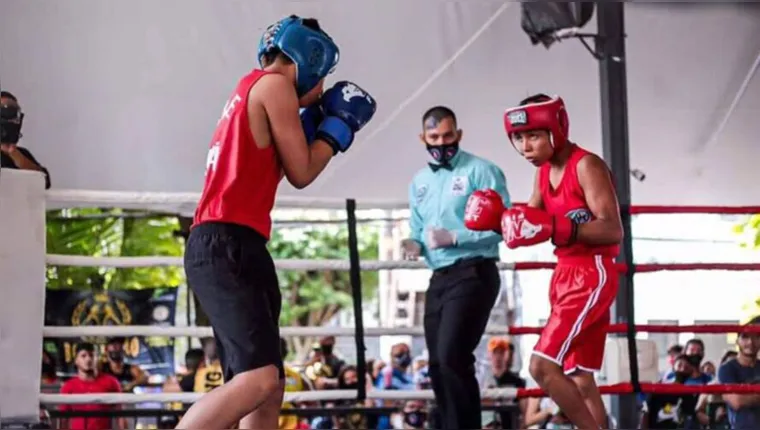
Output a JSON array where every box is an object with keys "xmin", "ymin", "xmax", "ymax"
[
  {"xmin": 258, "ymin": 74, "xmax": 333, "ymax": 189},
  {"xmin": 576, "ymin": 154, "xmax": 623, "ymax": 245},
  {"xmin": 527, "ymin": 170, "xmax": 544, "ymax": 209}
]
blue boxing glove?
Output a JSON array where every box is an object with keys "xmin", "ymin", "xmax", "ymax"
[
  {"xmin": 300, "ymin": 104, "xmax": 324, "ymax": 145},
  {"xmin": 317, "ymin": 81, "xmax": 377, "ymax": 154}
]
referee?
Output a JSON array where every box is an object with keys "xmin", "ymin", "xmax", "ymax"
[{"xmin": 400, "ymin": 106, "xmax": 511, "ymax": 430}]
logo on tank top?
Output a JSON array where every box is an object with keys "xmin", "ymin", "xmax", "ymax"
[
  {"xmin": 565, "ymin": 208, "xmax": 592, "ymax": 224},
  {"xmin": 205, "ymin": 142, "xmax": 221, "ymax": 175}
]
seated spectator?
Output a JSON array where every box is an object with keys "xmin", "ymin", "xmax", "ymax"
[
  {"xmin": 99, "ymin": 337, "xmax": 148, "ymax": 392},
  {"xmin": 177, "ymin": 348, "xmax": 205, "ymax": 393},
  {"xmin": 481, "ymin": 337, "xmax": 526, "ymax": 429},
  {"xmin": 191, "ymin": 337, "xmax": 224, "ymax": 393},
  {"xmin": 717, "ymin": 326, "xmax": 760, "ymax": 429},
  {"xmin": 40, "ymin": 350, "xmax": 60, "ymax": 389},
  {"xmin": 696, "ymin": 350, "xmax": 738, "ymax": 429},
  {"xmin": 524, "ymin": 395, "xmax": 573, "ymax": 429},
  {"xmin": 376, "ymin": 343, "xmax": 415, "ymax": 430},
  {"xmin": 280, "ymin": 337, "xmax": 308, "ymax": 430},
  {"xmin": 701, "ymin": 360, "xmax": 717, "ymax": 379},
  {"xmin": 663, "ymin": 338, "xmax": 712, "ymax": 385},
  {"xmin": 641, "ymin": 354, "xmax": 700, "ymax": 429},
  {"xmin": 395, "ymin": 400, "xmax": 428, "ymax": 429},
  {"xmin": 332, "ymin": 365, "xmax": 373, "ymax": 430},
  {"xmin": 59, "ymin": 343, "xmax": 124, "ymax": 430},
  {"xmin": 0, "ymin": 91, "xmax": 50, "ymax": 189}
]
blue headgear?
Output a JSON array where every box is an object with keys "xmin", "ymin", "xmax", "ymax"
[{"xmin": 257, "ymin": 16, "xmax": 340, "ymax": 97}]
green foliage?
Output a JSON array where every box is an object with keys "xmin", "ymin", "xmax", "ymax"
[
  {"xmin": 733, "ymin": 214, "xmax": 760, "ymax": 248},
  {"xmin": 46, "ymin": 209, "xmax": 183, "ymax": 290},
  {"xmin": 269, "ymin": 225, "xmax": 379, "ymax": 327}
]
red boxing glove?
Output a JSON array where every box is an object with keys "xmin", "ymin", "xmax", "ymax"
[
  {"xmin": 501, "ymin": 206, "xmax": 577, "ymax": 249},
  {"xmin": 464, "ymin": 189, "xmax": 506, "ymax": 233}
]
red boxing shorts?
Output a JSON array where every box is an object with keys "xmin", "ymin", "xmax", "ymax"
[{"xmin": 532, "ymin": 255, "xmax": 619, "ymax": 374}]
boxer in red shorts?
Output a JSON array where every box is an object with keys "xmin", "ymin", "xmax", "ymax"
[{"xmin": 464, "ymin": 94, "xmax": 622, "ymax": 429}]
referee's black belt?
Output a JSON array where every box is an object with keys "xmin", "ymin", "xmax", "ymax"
[{"xmin": 432, "ymin": 256, "xmax": 498, "ymax": 277}]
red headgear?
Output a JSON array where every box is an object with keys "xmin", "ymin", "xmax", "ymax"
[{"xmin": 503, "ymin": 96, "xmax": 570, "ymax": 154}]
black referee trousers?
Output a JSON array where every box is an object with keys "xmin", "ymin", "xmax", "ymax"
[{"xmin": 424, "ymin": 257, "xmax": 501, "ymax": 430}]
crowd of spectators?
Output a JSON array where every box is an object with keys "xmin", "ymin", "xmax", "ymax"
[
  {"xmin": 37, "ymin": 326, "xmax": 760, "ymax": 430},
  {"xmin": 640, "ymin": 324, "xmax": 760, "ymax": 430}
]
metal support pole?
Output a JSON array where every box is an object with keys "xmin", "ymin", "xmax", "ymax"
[
  {"xmin": 346, "ymin": 199, "xmax": 368, "ymax": 400},
  {"xmin": 595, "ymin": 3, "xmax": 639, "ymax": 429}
]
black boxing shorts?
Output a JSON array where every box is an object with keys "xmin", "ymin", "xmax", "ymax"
[{"xmin": 184, "ymin": 222, "xmax": 284, "ymax": 381}]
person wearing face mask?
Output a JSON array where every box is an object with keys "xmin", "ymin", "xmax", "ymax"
[
  {"xmin": 640, "ymin": 355, "xmax": 699, "ymax": 429},
  {"xmin": 400, "ymin": 106, "xmax": 510, "ymax": 430},
  {"xmin": 663, "ymin": 338, "xmax": 712, "ymax": 386},
  {"xmin": 0, "ymin": 91, "xmax": 51, "ymax": 189},
  {"xmin": 99, "ymin": 337, "xmax": 148, "ymax": 393},
  {"xmin": 59, "ymin": 343, "xmax": 124, "ymax": 430},
  {"xmin": 376, "ymin": 344, "xmax": 416, "ymax": 429}
]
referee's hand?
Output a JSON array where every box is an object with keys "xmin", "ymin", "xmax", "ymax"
[{"xmin": 400, "ymin": 239, "xmax": 422, "ymax": 260}]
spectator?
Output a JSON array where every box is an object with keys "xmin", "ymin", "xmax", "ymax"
[
  {"xmin": 524, "ymin": 395, "xmax": 573, "ymax": 429},
  {"xmin": 0, "ymin": 91, "xmax": 50, "ymax": 189},
  {"xmin": 319, "ymin": 336, "xmax": 346, "ymax": 376},
  {"xmin": 376, "ymin": 343, "xmax": 415, "ymax": 430},
  {"xmin": 481, "ymin": 337, "xmax": 526, "ymax": 429},
  {"xmin": 99, "ymin": 337, "xmax": 148, "ymax": 392},
  {"xmin": 663, "ymin": 338, "xmax": 712, "ymax": 385},
  {"xmin": 191, "ymin": 337, "xmax": 224, "ymax": 393},
  {"xmin": 641, "ymin": 354, "xmax": 700, "ymax": 429},
  {"xmin": 412, "ymin": 354, "xmax": 430, "ymax": 390},
  {"xmin": 332, "ymin": 365, "xmax": 372, "ymax": 430},
  {"xmin": 662, "ymin": 344, "xmax": 683, "ymax": 379},
  {"xmin": 280, "ymin": 337, "xmax": 308, "ymax": 430},
  {"xmin": 177, "ymin": 348, "xmax": 205, "ymax": 393},
  {"xmin": 41, "ymin": 350, "xmax": 60, "ymax": 389},
  {"xmin": 695, "ymin": 350, "xmax": 739, "ymax": 429},
  {"xmin": 396, "ymin": 400, "xmax": 428, "ymax": 429},
  {"xmin": 701, "ymin": 360, "xmax": 716, "ymax": 379},
  {"xmin": 717, "ymin": 327, "xmax": 760, "ymax": 429},
  {"xmin": 304, "ymin": 336, "xmax": 346, "ymax": 390},
  {"xmin": 59, "ymin": 343, "xmax": 124, "ymax": 430},
  {"xmin": 371, "ymin": 359, "xmax": 386, "ymax": 386}
]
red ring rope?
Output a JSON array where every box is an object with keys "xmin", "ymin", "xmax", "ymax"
[
  {"xmin": 512, "ymin": 262, "xmax": 760, "ymax": 272},
  {"xmin": 517, "ymin": 383, "xmax": 760, "ymax": 398},
  {"xmin": 511, "ymin": 203, "xmax": 760, "ymax": 215},
  {"xmin": 507, "ymin": 324, "xmax": 760, "ymax": 335}
]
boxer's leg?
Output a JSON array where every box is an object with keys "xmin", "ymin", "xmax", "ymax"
[
  {"xmin": 566, "ymin": 261, "xmax": 618, "ymax": 428},
  {"xmin": 240, "ymin": 275, "xmax": 286, "ymax": 429},
  {"xmin": 529, "ymin": 262, "xmax": 606, "ymax": 430},
  {"xmin": 176, "ymin": 224, "xmax": 282, "ymax": 429},
  {"xmin": 434, "ymin": 261, "xmax": 500, "ymax": 429}
]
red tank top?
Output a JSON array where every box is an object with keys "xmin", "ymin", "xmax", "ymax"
[
  {"xmin": 193, "ymin": 69, "xmax": 281, "ymax": 239},
  {"xmin": 538, "ymin": 144, "xmax": 620, "ymax": 259}
]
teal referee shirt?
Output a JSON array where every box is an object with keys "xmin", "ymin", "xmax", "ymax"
[{"xmin": 408, "ymin": 150, "xmax": 511, "ymax": 270}]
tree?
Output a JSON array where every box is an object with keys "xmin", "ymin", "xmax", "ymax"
[
  {"xmin": 269, "ymin": 225, "xmax": 379, "ymax": 359},
  {"xmin": 733, "ymin": 214, "xmax": 760, "ymax": 322},
  {"xmin": 46, "ymin": 209, "xmax": 184, "ymax": 290}
]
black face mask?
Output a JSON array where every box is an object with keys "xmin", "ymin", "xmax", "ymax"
[
  {"xmin": 404, "ymin": 411, "xmax": 427, "ymax": 428},
  {"xmin": 686, "ymin": 354, "xmax": 703, "ymax": 368},
  {"xmin": 0, "ymin": 104, "xmax": 23, "ymax": 144},
  {"xmin": 108, "ymin": 351, "xmax": 124, "ymax": 362},
  {"xmin": 394, "ymin": 352, "xmax": 412, "ymax": 369},
  {"xmin": 321, "ymin": 344, "xmax": 334, "ymax": 356},
  {"xmin": 340, "ymin": 381, "xmax": 359, "ymax": 390},
  {"xmin": 426, "ymin": 142, "xmax": 459, "ymax": 167}
]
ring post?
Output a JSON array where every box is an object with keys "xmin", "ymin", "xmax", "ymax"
[
  {"xmin": 596, "ymin": 3, "xmax": 639, "ymax": 427},
  {"xmin": 345, "ymin": 198, "xmax": 367, "ymax": 401}
]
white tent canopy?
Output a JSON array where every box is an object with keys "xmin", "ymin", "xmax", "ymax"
[{"xmin": 2, "ymin": 1, "xmax": 759, "ymax": 209}]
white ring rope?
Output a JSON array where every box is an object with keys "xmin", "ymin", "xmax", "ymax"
[
  {"xmin": 40, "ymin": 388, "xmax": 518, "ymax": 405},
  {"xmin": 45, "ymin": 254, "xmax": 516, "ymax": 271},
  {"xmin": 42, "ymin": 325, "xmax": 512, "ymax": 338},
  {"xmin": 46, "ymin": 190, "xmax": 408, "ymax": 211}
]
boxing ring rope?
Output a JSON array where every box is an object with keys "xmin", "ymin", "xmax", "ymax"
[{"xmin": 37, "ymin": 190, "xmax": 760, "ymax": 411}]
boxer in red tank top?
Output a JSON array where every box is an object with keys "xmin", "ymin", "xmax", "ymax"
[
  {"xmin": 503, "ymin": 94, "xmax": 622, "ymax": 429},
  {"xmin": 179, "ymin": 16, "xmax": 376, "ymax": 430},
  {"xmin": 465, "ymin": 93, "xmax": 622, "ymax": 429}
]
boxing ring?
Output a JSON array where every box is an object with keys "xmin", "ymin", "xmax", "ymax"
[{"xmin": 2, "ymin": 169, "xmax": 760, "ymax": 429}]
